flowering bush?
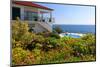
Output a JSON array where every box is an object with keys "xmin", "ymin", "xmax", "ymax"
[
  {"xmin": 12, "ymin": 47, "xmax": 35, "ymax": 65},
  {"xmin": 12, "ymin": 20, "xmax": 96, "ymax": 66},
  {"xmin": 12, "ymin": 20, "xmax": 35, "ymax": 48}
]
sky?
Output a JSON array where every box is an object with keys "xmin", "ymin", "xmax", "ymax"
[{"xmin": 36, "ymin": 2, "xmax": 95, "ymax": 25}]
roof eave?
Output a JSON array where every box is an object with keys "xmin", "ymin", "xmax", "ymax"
[{"xmin": 12, "ymin": 1, "xmax": 54, "ymax": 11}]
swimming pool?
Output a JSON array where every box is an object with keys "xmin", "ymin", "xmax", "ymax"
[
  {"xmin": 65, "ymin": 33, "xmax": 80, "ymax": 38},
  {"xmin": 59, "ymin": 33, "xmax": 83, "ymax": 38}
]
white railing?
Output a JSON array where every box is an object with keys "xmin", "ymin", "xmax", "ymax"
[
  {"xmin": 38, "ymin": 17, "xmax": 55, "ymax": 23},
  {"xmin": 23, "ymin": 15, "xmax": 55, "ymax": 23}
]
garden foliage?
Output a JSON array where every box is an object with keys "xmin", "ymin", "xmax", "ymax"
[{"xmin": 12, "ymin": 20, "xmax": 96, "ymax": 65}]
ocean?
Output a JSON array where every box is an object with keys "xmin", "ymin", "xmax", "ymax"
[{"xmin": 53, "ymin": 25, "xmax": 95, "ymax": 34}]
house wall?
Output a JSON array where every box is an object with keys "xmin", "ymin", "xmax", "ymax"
[{"xmin": 33, "ymin": 23, "xmax": 47, "ymax": 33}]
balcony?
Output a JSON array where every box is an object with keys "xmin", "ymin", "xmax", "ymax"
[
  {"xmin": 21, "ymin": 10, "xmax": 54, "ymax": 23},
  {"xmin": 24, "ymin": 16, "xmax": 54, "ymax": 23}
]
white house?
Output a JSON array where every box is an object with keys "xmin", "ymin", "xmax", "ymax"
[{"xmin": 11, "ymin": 1, "xmax": 54, "ymax": 33}]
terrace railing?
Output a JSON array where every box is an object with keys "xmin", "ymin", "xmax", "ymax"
[{"xmin": 23, "ymin": 16, "xmax": 55, "ymax": 23}]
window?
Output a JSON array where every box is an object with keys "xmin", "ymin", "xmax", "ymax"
[
  {"xmin": 24, "ymin": 11, "xmax": 38, "ymax": 21},
  {"xmin": 12, "ymin": 7, "xmax": 20, "ymax": 20}
]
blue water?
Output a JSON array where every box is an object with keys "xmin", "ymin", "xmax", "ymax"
[
  {"xmin": 53, "ymin": 25, "xmax": 95, "ymax": 34},
  {"xmin": 65, "ymin": 34, "xmax": 81, "ymax": 38}
]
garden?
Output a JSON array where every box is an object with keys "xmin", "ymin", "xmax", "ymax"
[{"xmin": 12, "ymin": 19, "xmax": 96, "ymax": 66}]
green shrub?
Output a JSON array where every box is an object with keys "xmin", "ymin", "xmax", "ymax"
[
  {"xmin": 66, "ymin": 56, "xmax": 81, "ymax": 62},
  {"xmin": 36, "ymin": 32, "xmax": 51, "ymax": 37},
  {"xmin": 60, "ymin": 35, "xmax": 96, "ymax": 56},
  {"xmin": 33, "ymin": 35, "xmax": 45, "ymax": 43},
  {"xmin": 53, "ymin": 26, "xmax": 63, "ymax": 34},
  {"xmin": 12, "ymin": 20, "xmax": 35, "ymax": 48},
  {"xmin": 25, "ymin": 35, "xmax": 45, "ymax": 51},
  {"xmin": 12, "ymin": 47, "xmax": 35, "ymax": 65},
  {"xmin": 32, "ymin": 49, "xmax": 41, "ymax": 64},
  {"xmin": 50, "ymin": 33, "xmax": 60, "ymax": 39},
  {"xmin": 37, "ymin": 32, "xmax": 60, "ymax": 39},
  {"xmin": 46, "ymin": 37, "xmax": 58, "ymax": 48},
  {"xmin": 81, "ymin": 33, "xmax": 96, "ymax": 55},
  {"xmin": 12, "ymin": 19, "xmax": 96, "ymax": 65},
  {"xmin": 40, "ymin": 46, "xmax": 73, "ymax": 64},
  {"xmin": 81, "ymin": 55, "xmax": 96, "ymax": 61}
]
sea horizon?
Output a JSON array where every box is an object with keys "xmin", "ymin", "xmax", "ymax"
[
  {"xmin": 53, "ymin": 24, "xmax": 95, "ymax": 26},
  {"xmin": 53, "ymin": 24, "xmax": 95, "ymax": 34}
]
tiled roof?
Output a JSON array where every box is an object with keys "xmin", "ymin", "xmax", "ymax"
[{"xmin": 13, "ymin": 1, "xmax": 53, "ymax": 11}]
